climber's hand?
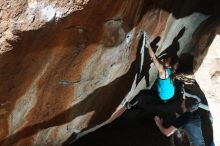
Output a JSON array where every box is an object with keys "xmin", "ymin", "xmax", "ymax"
[
  {"xmin": 154, "ymin": 116, "xmax": 163, "ymax": 127},
  {"xmin": 144, "ymin": 31, "xmax": 150, "ymax": 48}
]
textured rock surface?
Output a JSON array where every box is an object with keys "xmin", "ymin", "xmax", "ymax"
[
  {"xmin": 0, "ymin": 0, "xmax": 220, "ymax": 145},
  {"xmin": 194, "ymin": 17, "xmax": 220, "ymax": 145},
  {"xmin": 0, "ymin": 0, "xmax": 91, "ymax": 53},
  {"xmin": 0, "ymin": 1, "xmax": 144, "ymax": 145}
]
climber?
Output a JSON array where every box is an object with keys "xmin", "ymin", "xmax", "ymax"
[
  {"xmin": 124, "ymin": 32, "xmax": 179, "ymax": 109},
  {"xmin": 154, "ymin": 87, "xmax": 205, "ymax": 146},
  {"xmin": 144, "ymin": 32, "xmax": 178, "ymax": 101}
]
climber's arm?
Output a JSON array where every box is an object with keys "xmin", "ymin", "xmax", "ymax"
[
  {"xmin": 144, "ymin": 34, "xmax": 164, "ymax": 73},
  {"xmin": 154, "ymin": 116, "xmax": 177, "ymax": 137}
]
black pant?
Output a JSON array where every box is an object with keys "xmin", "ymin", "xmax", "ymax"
[{"xmin": 130, "ymin": 81, "xmax": 183, "ymax": 115}]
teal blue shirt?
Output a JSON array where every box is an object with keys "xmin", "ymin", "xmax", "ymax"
[{"xmin": 157, "ymin": 68, "xmax": 175, "ymax": 100}]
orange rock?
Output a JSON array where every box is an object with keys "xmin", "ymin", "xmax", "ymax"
[{"xmin": 0, "ymin": 0, "xmax": 219, "ymax": 145}]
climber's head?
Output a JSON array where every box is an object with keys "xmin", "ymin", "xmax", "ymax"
[{"xmin": 161, "ymin": 54, "xmax": 179, "ymax": 71}]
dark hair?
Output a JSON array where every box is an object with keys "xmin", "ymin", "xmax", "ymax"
[
  {"xmin": 185, "ymin": 97, "xmax": 200, "ymax": 112},
  {"xmin": 161, "ymin": 54, "xmax": 179, "ymax": 83},
  {"xmin": 169, "ymin": 55, "xmax": 179, "ymax": 71},
  {"xmin": 160, "ymin": 54, "xmax": 179, "ymax": 72}
]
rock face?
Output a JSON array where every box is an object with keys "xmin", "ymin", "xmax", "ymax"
[
  {"xmin": 194, "ymin": 18, "xmax": 220, "ymax": 145},
  {"xmin": 0, "ymin": 0, "xmax": 219, "ymax": 145}
]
